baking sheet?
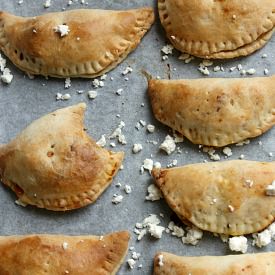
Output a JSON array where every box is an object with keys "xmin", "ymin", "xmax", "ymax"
[{"xmin": 0, "ymin": 0, "xmax": 275, "ymax": 274}]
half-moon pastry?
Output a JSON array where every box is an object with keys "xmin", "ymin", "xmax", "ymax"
[
  {"xmin": 0, "ymin": 231, "xmax": 129, "ymax": 275},
  {"xmin": 0, "ymin": 8, "xmax": 154, "ymax": 78},
  {"xmin": 158, "ymin": 0, "xmax": 275, "ymax": 59},
  {"xmin": 0, "ymin": 103, "xmax": 124, "ymax": 211},
  {"xmin": 154, "ymin": 251, "xmax": 275, "ymax": 275},
  {"xmin": 152, "ymin": 160, "xmax": 275, "ymax": 235},
  {"xmin": 148, "ymin": 77, "xmax": 275, "ymax": 147}
]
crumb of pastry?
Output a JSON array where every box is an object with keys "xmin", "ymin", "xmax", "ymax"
[{"xmin": 96, "ymin": 135, "xmax": 106, "ymax": 147}]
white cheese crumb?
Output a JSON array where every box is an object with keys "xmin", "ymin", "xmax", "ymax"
[
  {"xmin": 87, "ymin": 90, "xmax": 97, "ymax": 99},
  {"xmin": 239, "ymin": 154, "xmax": 245, "ymax": 160},
  {"xmin": 203, "ymin": 147, "xmax": 220, "ymax": 161},
  {"xmin": 229, "ymin": 66, "xmax": 236, "ymax": 72},
  {"xmin": 148, "ymin": 224, "xmax": 165, "ymax": 239},
  {"xmin": 132, "ymin": 251, "xmax": 141, "ymax": 260},
  {"xmin": 262, "ymin": 54, "xmax": 268, "ymax": 58},
  {"xmin": 122, "ymin": 66, "xmax": 133, "ymax": 76},
  {"xmin": 62, "ymin": 242, "xmax": 69, "ymax": 250},
  {"xmin": 228, "ymin": 236, "xmax": 248, "ymax": 253},
  {"xmin": 64, "ymin": 78, "xmax": 71, "ymax": 89},
  {"xmin": 269, "ymin": 152, "xmax": 273, "ymax": 157},
  {"xmin": 110, "ymin": 142, "xmax": 116, "ymax": 147},
  {"xmin": 158, "ymin": 254, "xmax": 164, "ymax": 267},
  {"xmin": 154, "ymin": 162, "xmax": 161, "ymax": 169},
  {"xmin": 182, "ymin": 226, "xmax": 203, "ymax": 245},
  {"xmin": 246, "ymin": 68, "xmax": 256, "ymax": 75},
  {"xmin": 1, "ymin": 68, "xmax": 13, "ymax": 84},
  {"xmin": 253, "ymin": 229, "xmax": 271, "ymax": 248},
  {"xmin": 161, "ymin": 44, "xmax": 174, "ymax": 55},
  {"xmin": 112, "ymin": 194, "xmax": 123, "ymax": 204},
  {"xmin": 159, "ymin": 135, "xmax": 176, "ymax": 155},
  {"xmin": 127, "ymin": 259, "xmax": 136, "ymax": 269},
  {"xmin": 109, "ymin": 121, "xmax": 126, "ymax": 145},
  {"xmin": 54, "ymin": 24, "xmax": 70, "ymax": 37},
  {"xmin": 100, "ymin": 74, "xmax": 107, "ymax": 80},
  {"xmin": 264, "ymin": 69, "xmax": 269, "ymax": 75},
  {"xmin": 223, "ymin": 147, "xmax": 232, "ymax": 157},
  {"xmin": 266, "ymin": 180, "xmax": 275, "ymax": 196},
  {"xmin": 132, "ymin": 143, "xmax": 143, "ymax": 154},
  {"xmin": 146, "ymin": 184, "xmax": 162, "ymax": 201},
  {"xmin": 167, "ymin": 159, "xmax": 178, "ymax": 168},
  {"xmin": 0, "ymin": 54, "xmax": 6, "ymax": 72},
  {"xmin": 147, "ymin": 124, "xmax": 155, "ymax": 133},
  {"xmin": 92, "ymin": 79, "xmax": 104, "ymax": 88},
  {"xmin": 44, "ymin": 0, "xmax": 51, "ymax": 8},
  {"xmin": 213, "ymin": 66, "xmax": 221, "ymax": 72},
  {"xmin": 115, "ymin": 182, "xmax": 122, "ymax": 188},
  {"xmin": 116, "ymin": 88, "xmax": 123, "ymax": 95},
  {"xmin": 140, "ymin": 159, "xmax": 154, "ymax": 174},
  {"xmin": 96, "ymin": 135, "xmax": 106, "ymax": 147},
  {"xmin": 168, "ymin": 221, "xmax": 184, "ymax": 238},
  {"xmin": 56, "ymin": 93, "xmax": 71, "ymax": 100},
  {"xmin": 237, "ymin": 64, "xmax": 243, "ymax": 71},
  {"xmin": 198, "ymin": 65, "xmax": 210, "ymax": 76},
  {"xmin": 124, "ymin": 185, "xmax": 132, "ymax": 194}
]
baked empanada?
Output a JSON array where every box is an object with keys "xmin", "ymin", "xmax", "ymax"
[
  {"xmin": 0, "ymin": 8, "xmax": 154, "ymax": 78},
  {"xmin": 158, "ymin": 0, "xmax": 275, "ymax": 58},
  {"xmin": 0, "ymin": 103, "xmax": 124, "ymax": 211},
  {"xmin": 0, "ymin": 231, "xmax": 129, "ymax": 275},
  {"xmin": 154, "ymin": 251, "xmax": 275, "ymax": 275},
  {"xmin": 152, "ymin": 160, "xmax": 275, "ymax": 235},
  {"xmin": 148, "ymin": 77, "xmax": 275, "ymax": 147}
]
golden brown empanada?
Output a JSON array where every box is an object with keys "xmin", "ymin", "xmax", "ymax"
[
  {"xmin": 158, "ymin": 0, "xmax": 275, "ymax": 59},
  {"xmin": 0, "ymin": 103, "xmax": 124, "ymax": 211},
  {"xmin": 152, "ymin": 160, "xmax": 275, "ymax": 235},
  {"xmin": 149, "ymin": 77, "xmax": 275, "ymax": 147},
  {"xmin": 154, "ymin": 251, "xmax": 275, "ymax": 275},
  {"xmin": 0, "ymin": 231, "xmax": 129, "ymax": 275},
  {"xmin": 0, "ymin": 8, "xmax": 154, "ymax": 78}
]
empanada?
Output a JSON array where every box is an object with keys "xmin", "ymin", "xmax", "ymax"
[
  {"xmin": 0, "ymin": 103, "xmax": 124, "ymax": 211},
  {"xmin": 0, "ymin": 8, "xmax": 154, "ymax": 78},
  {"xmin": 148, "ymin": 77, "xmax": 275, "ymax": 147},
  {"xmin": 0, "ymin": 231, "xmax": 129, "ymax": 275},
  {"xmin": 158, "ymin": 0, "xmax": 275, "ymax": 58},
  {"xmin": 152, "ymin": 160, "xmax": 275, "ymax": 235},
  {"xmin": 154, "ymin": 251, "xmax": 275, "ymax": 275}
]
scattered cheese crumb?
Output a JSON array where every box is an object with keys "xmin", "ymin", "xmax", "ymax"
[
  {"xmin": 92, "ymin": 79, "xmax": 104, "ymax": 88},
  {"xmin": 1, "ymin": 68, "xmax": 13, "ymax": 84},
  {"xmin": 159, "ymin": 135, "xmax": 176, "ymax": 155},
  {"xmin": 62, "ymin": 242, "xmax": 69, "ymax": 250},
  {"xmin": 246, "ymin": 68, "xmax": 256, "ymax": 75},
  {"xmin": 87, "ymin": 90, "xmax": 97, "ymax": 99},
  {"xmin": 124, "ymin": 185, "xmax": 132, "ymax": 194},
  {"xmin": 168, "ymin": 221, "xmax": 185, "ymax": 238},
  {"xmin": 146, "ymin": 184, "xmax": 163, "ymax": 201},
  {"xmin": 96, "ymin": 135, "xmax": 106, "ymax": 147},
  {"xmin": 122, "ymin": 66, "xmax": 133, "ymax": 76},
  {"xmin": 228, "ymin": 236, "xmax": 248, "ymax": 253},
  {"xmin": 116, "ymin": 88, "xmax": 123, "ymax": 95},
  {"xmin": 44, "ymin": 0, "xmax": 51, "ymax": 8},
  {"xmin": 148, "ymin": 224, "xmax": 165, "ymax": 239},
  {"xmin": 182, "ymin": 226, "xmax": 203, "ymax": 245},
  {"xmin": 252, "ymin": 229, "xmax": 271, "ymax": 248},
  {"xmin": 127, "ymin": 259, "xmax": 136, "ymax": 269},
  {"xmin": 112, "ymin": 194, "xmax": 123, "ymax": 204},
  {"xmin": 109, "ymin": 121, "xmax": 126, "ymax": 145},
  {"xmin": 198, "ymin": 65, "xmax": 210, "ymax": 76},
  {"xmin": 161, "ymin": 44, "xmax": 174, "ymax": 55},
  {"xmin": 266, "ymin": 180, "xmax": 275, "ymax": 196},
  {"xmin": 223, "ymin": 147, "xmax": 232, "ymax": 157},
  {"xmin": 54, "ymin": 24, "xmax": 70, "ymax": 37},
  {"xmin": 132, "ymin": 143, "xmax": 143, "ymax": 154},
  {"xmin": 264, "ymin": 69, "xmax": 269, "ymax": 75},
  {"xmin": 64, "ymin": 78, "xmax": 71, "ymax": 89},
  {"xmin": 147, "ymin": 124, "xmax": 155, "ymax": 133},
  {"xmin": 140, "ymin": 159, "xmax": 154, "ymax": 174},
  {"xmin": 56, "ymin": 93, "xmax": 71, "ymax": 100}
]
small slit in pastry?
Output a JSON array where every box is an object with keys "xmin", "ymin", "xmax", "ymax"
[
  {"xmin": 148, "ymin": 76, "xmax": 275, "ymax": 147},
  {"xmin": 152, "ymin": 160, "xmax": 275, "ymax": 235},
  {"xmin": 0, "ymin": 103, "xmax": 124, "ymax": 211}
]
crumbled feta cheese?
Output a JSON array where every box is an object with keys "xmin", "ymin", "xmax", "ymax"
[
  {"xmin": 168, "ymin": 221, "xmax": 185, "ymax": 238},
  {"xmin": 124, "ymin": 185, "xmax": 132, "ymax": 194},
  {"xmin": 239, "ymin": 154, "xmax": 245, "ymax": 160},
  {"xmin": 229, "ymin": 66, "xmax": 236, "ymax": 72},
  {"xmin": 159, "ymin": 135, "xmax": 176, "ymax": 155},
  {"xmin": 140, "ymin": 159, "xmax": 154, "ymax": 174},
  {"xmin": 146, "ymin": 184, "xmax": 162, "ymax": 201},
  {"xmin": 148, "ymin": 224, "xmax": 165, "ymax": 239},
  {"xmin": 154, "ymin": 162, "xmax": 161, "ymax": 169},
  {"xmin": 18, "ymin": 0, "xmax": 24, "ymax": 4},
  {"xmin": 100, "ymin": 74, "xmax": 107, "ymax": 80},
  {"xmin": 54, "ymin": 24, "xmax": 70, "ymax": 37},
  {"xmin": 44, "ymin": 0, "xmax": 51, "ymax": 8},
  {"xmin": 64, "ymin": 78, "xmax": 71, "ymax": 89},
  {"xmin": 162, "ymin": 55, "xmax": 168, "ymax": 61},
  {"xmin": 87, "ymin": 90, "xmax": 97, "ymax": 99},
  {"xmin": 132, "ymin": 143, "xmax": 143, "ymax": 154},
  {"xmin": 116, "ymin": 88, "xmax": 123, "ymax": 95},
  {"xmin": 223, "ymin": 147, "xmax": 232, "ymax": 157},
  {"xmin": 262, "ymin": 54, "xmax": 268, "ymax": 58},
  {"xmin": 109, "ymin": 121, "xmax": 126, "ymax": 145},
  {"xmin": 228, "ymin": 236, "xmax": 248, "ymax": 253},
  {"xmin": 147, "ymin": 124, "xmax": 155, "ymax": 133},
  {"xmin": 122, "ymin": 66, "xmax": 133, "ymax": 76},
  {"xmin": 266, "ymin": 180, "xmax": 275, "ymax": 196},
  {"xmin": 240, "ymin": 69, "xmax": 246, "ymax": 76},
  {"xmin": 167, "ymin": 159, "xmax": 178, "ymax": 168},
  {"xmin": 182, "ymin": 226, "xmax": 203, "ymax": 245},
  {"xmin": 269, "ymin": 152, "xmax": 273, "ymax": 157},
  {"xmin": 203, "ymin": 147, "xmax": 220, "ymax": 161},
  {"xmin": 1, "ymin": 68, "xmax": 13, "ymax": 84},
  {"xmin": 213, "ymin": 66, "xmax": 221, "ymax": 72},
  {"xmin": 237, "ymin": 64, "xmax": 243, "ymax": 71},
  {"xmin": 56, "ymin": 93, "xmax": 71, "ymax": 100},
  {"xmin": 198, "ymin": 65, "xmax": 210, "ymax": 76},
  {"xmin": 62, "ymin": 242, "xmax": 69, "ymax": 250},
  {"xmin": 115, "ymin": 182, "xmax": 122, "ymax": 188},
  {"xmin": 110, "ymin": 142, "xmax": 116, "ymax": 147},
  {"xmin": 0, "ymin": 54, "xmax": 6, "ymax": 72},
  {"xmin": 112, "ymin": 194, "xmax": 123, "ymax": 204},
  {"xmin": 127, "ymin": 259, "xmax": 136, "ymax": 269},
  {"xmin": 264, "ymin": 69, "xmax": 269, "ymax": 75},
  {"xmin": 253, "ymin": 229, "xmax": 271, "ymax": 248},
  {"xmin": 96, "ymin": 135, "xmax": 106, "ymax": 147},
  {"xmin": 132, "ymin": 251, "xmax": 141, "ymax": 260},
  {"xmin": 246, "ymin": 68, "xmax": 256, "ymax": 75},
  {"xmin": 158, "ymin": 254, "xmax": 164, "ymax": 267},
  {"xmin": 92, "ymin": 79, "xmax": 104, "ymax": 88},
  {"xmin": 161, "ymin": 44, "xmax": 174, "ymax": 55}
]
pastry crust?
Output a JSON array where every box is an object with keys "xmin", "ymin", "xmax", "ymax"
[
  {"xmin": 0, "ymin": 8, "xmax": 154, "ymax": 78},
  {"xmin": 0, "ymin": 103, "xmax": 124, "ymax": 211},
  {"xmin": 158, "ymin": 0, "xmax": 275, "ymax": 58},
  {"xmin": 152, "ymin": 160, "xmax": 275, "ymax": 235},
  {"xmin": 148, "ymin": 77, "xmax": 275, "ymax": 147},
  {"xmin": 154, "ymin": 251, "xmax": 275, "ymax": 275},
  {"xmin": 0, "ymin": 231, "xmax": 129, "ymax": 275}
]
